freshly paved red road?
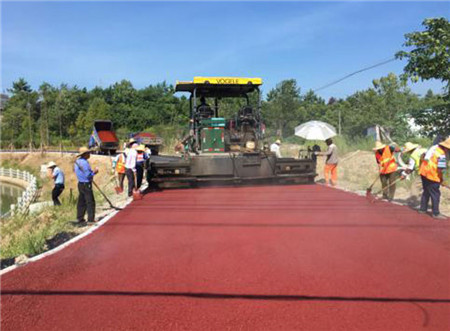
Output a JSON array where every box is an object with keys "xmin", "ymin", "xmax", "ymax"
[{"xmin": 2, "ymin": 185, "xmax": 450, "ymax": 331}]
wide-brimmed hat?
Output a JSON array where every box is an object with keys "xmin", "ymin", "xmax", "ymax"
[
  {"xmin": 373, "ymin": 141, "xmax": 386, "ymax": 151},
  {"xmin": 131, "ymin": 143, "xmax": 139, "ymax": 149},
  {"xmin": 47, "ymin": 161, "xmax": 57, "ymax": 168},
  {"xmin": 136, "ymin": 144, "xmax": 146, "ymax": 152},
  {"xmin": 439, "ymin": 137, "xmax": 450, "ymax": 150},
  {"xmin": 275, "ymin": 139, "xmax": 281, "ymax": 145},
  {"xmin": 77, "ymin": 147, "xmax": 92, "ymax": 156},
  {"xmin": 403, "ymin": 142, "xmax": 419, "ymax": 153}
]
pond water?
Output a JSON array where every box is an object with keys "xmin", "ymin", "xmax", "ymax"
[{"xmin": 0, "ymin": 182, "xmax": 24, "ymax": 216}]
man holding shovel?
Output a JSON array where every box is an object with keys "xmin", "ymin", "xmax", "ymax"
[
  {"xmin": 373, "ymin": 141, "xmax": 399, "ymax": 201},
  {"xmin": 74, "ymin": 147, "xmax": 98, "ymax": 224},
  {"xmin": 418, "ymin": 137, "xmax": 450, "ymax": 220}
]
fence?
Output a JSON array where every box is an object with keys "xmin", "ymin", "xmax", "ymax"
[{"xmin": 0, "ymin": 168, "xmax": 38, "ymax": 216}]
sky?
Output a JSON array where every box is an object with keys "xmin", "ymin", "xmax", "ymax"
[{"xmin": 1, "ymin": 1, "xmax": 449, "ymax": 100}]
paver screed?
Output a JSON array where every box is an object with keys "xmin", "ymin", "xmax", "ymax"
[{"xmin": 1, "ymin": 184, "xmax": 449, "ymax": 330}]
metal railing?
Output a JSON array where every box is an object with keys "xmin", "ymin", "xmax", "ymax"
[{"xmin": 0, "ymin": 168, "xmax": 38, "ymax": 216}]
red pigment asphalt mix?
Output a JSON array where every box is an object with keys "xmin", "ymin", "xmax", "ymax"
[{"xmin": 1, "ymin": 185, "xmax": 449, "ymax": 330}]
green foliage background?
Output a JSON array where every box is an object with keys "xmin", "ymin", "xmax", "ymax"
[{"xmin": 2, "ymin": 18, "xmax": 449, "ymax": 148}]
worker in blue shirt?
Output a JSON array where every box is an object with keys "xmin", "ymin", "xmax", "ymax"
[
  {"xmin": 47, "ymin": 161, "xmax": 65, "ymax": 205},
  {"xmin": 74, "ymin": 147, "xmax": 98, "ymax": 224}
]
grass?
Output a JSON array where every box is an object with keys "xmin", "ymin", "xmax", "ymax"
[
  {"xmin": 0, "ymin": 173, "xmax": 111, "ymax": 260},
  {"xmin": 0, "ymin": 196, "xmax": 78, "ymax": 259}
]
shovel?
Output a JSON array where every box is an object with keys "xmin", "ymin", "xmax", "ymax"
[
  {"xmin": 365, "ymin": 175, "xmax": 380, "ymax": 198},
  {"xmin": 92, "ymin": 181, "xmax": 122, "ymax": 210},
  {"xmin": 133, "ymin": 171, "xmax": 143, "ymax": 200},
  {"xmin": 110, "ymin": 156, "xmax": 123, "ymax": 194},
  {"xmin": 365, "ymin": 159, "xmax": 393, "ymax": 198},
  {"xmin": 114, "ymin": 175, "xmax": 123, "ymax": 194},
  {"xmin": 366, "ymin": 176, "xmax": 403, "ymax": 203}
]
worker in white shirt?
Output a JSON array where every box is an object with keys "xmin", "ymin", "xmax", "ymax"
[
  {"xmin": 125, "ymin": 143, "xmax": 138, "ymax": 197},
  {"xmin": 270, "ymin": 139, "xmax": 282, "ymax": 158}
]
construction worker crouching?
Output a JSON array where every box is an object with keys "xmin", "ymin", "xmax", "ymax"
[
  {"xmin": 401, "ymin": 142, "xmax": 427, "ymax": 177},
  {"xmin": 418, "ymin": 137, "xmax": 450, "ymax": 220},
  {"xmin": 400, "ymin": 142, "xmax": 427, "ymax": 196},
  {"xmin": 373, "ymin": 141, "xmax": 399, "ymax": 201}
]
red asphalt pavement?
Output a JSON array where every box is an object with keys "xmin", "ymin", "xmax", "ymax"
[{"xmin": 1, "ymin": 185, "xmax": 449, "ymax": 330}]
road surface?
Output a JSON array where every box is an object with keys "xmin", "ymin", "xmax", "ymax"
[{"xmin": 1, "ymin": 185, "xmax": 449, "ymax": 330}]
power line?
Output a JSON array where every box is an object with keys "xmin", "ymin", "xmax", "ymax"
[{"xmin": 313, "ymin": 57, "xmax": 397, "ymax": 93}]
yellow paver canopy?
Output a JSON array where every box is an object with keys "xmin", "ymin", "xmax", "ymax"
[{"xmin": 175, "ymin": 77, "xmax": 263, "ymax": 97}]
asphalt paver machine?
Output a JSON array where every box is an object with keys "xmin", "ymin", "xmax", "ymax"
[{"xmin": 151, "ymin": 77, "xmax": 316, "ymax": 187}]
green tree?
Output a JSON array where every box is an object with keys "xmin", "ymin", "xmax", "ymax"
[
  {"xmin": 396, "ymin": 17, "xmax": 450, "ymax": 137},
  {"xmin": 396, "ymin": 17, "xmax": 450, "ymax": 91},
  {"xmin": 409, "ymin": 90, "xmax": 449, "ymax": 137},
  {"xmin": 77, "ymin": 97, "xmax": 111, "ymax": 133},
  {"xmin": 3, "ymin": 78, "xmax": 39, "ymax": 148},
  {"xmin": 263, "ymin": 79, "xmax": 303, "ymax": 137}
]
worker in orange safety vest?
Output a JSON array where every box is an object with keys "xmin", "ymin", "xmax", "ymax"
[
  {"xmin": 112, "ymin": 150, "xmax": 126, "ymax": 192},
  {"xmin": 418, "ymin": 137, "xmax": 450, "ymax": 220},
  {"xmin": 373, "ymin": 141, "xmax": 399, "ymax": 201}
]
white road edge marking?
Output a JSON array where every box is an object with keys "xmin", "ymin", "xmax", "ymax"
[{"xmin": 0, "ymin": 198, "xmax": 134, "ymax": 276}]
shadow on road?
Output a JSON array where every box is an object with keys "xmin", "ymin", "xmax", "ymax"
[
  {"xmin": 2, "ymin": 290, "xmax": 449, "ymax": 304},
  {"xmin": 102, "ymin": 222, "xmax": 449, "ymax": 228}
]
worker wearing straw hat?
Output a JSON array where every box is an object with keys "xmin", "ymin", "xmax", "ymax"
[
  {"xmin": 47, "ymin": 161, "xmax": 65, "ymax": 206},
  {"xmin": 373, "ymin": 141, "xmax": 399, "ymax": 201},
  {"xmin": 136, "ymin": 144, "xmax": 149, "ymax": 188},
  {"xmin": 401, "ymin": 142, "xmax": 427, "ymax": 176},
  {"xmin": 418, "ymin": 137, "xmax": 450, "ymax": 220},
  {"xmin": 400, "ymin": 142, "xmax": 428, "ymax": 198},
  {"xmin": 125, "ymin": 143, "xmax": 138, "ymax": 197},
  {"xmin": 74, "ymin": 147, "xmax": 98, "ymax": 224},
  {"xmin": 112, "ymin": 149, "xmax": 126, "ymax": 192}
]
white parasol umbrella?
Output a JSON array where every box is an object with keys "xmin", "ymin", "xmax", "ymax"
[{"xmin": 294, "ymin": 120, "xmax": 337, "ymax": 140}]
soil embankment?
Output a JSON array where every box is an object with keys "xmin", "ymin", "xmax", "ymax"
[{"xmin": 3, "ymin": 150, "xmax": 449, "ymax": 216}]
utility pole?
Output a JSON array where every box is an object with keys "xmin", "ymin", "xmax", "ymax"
[
  {"xmin": 58, "ymin": 91, "xmax": 63, "ymax": 155},
  {"xmin": 27, "ymin": 101, "xmax": 33, "ymax": 152},
  {"xmin": 338, "ymin": 108, "xmax": 341, "ymax": 135}
]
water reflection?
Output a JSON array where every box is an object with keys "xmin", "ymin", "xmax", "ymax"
[{"xmin": 0, "ymin": 182, "xmax": 24, "ymax": 215}]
